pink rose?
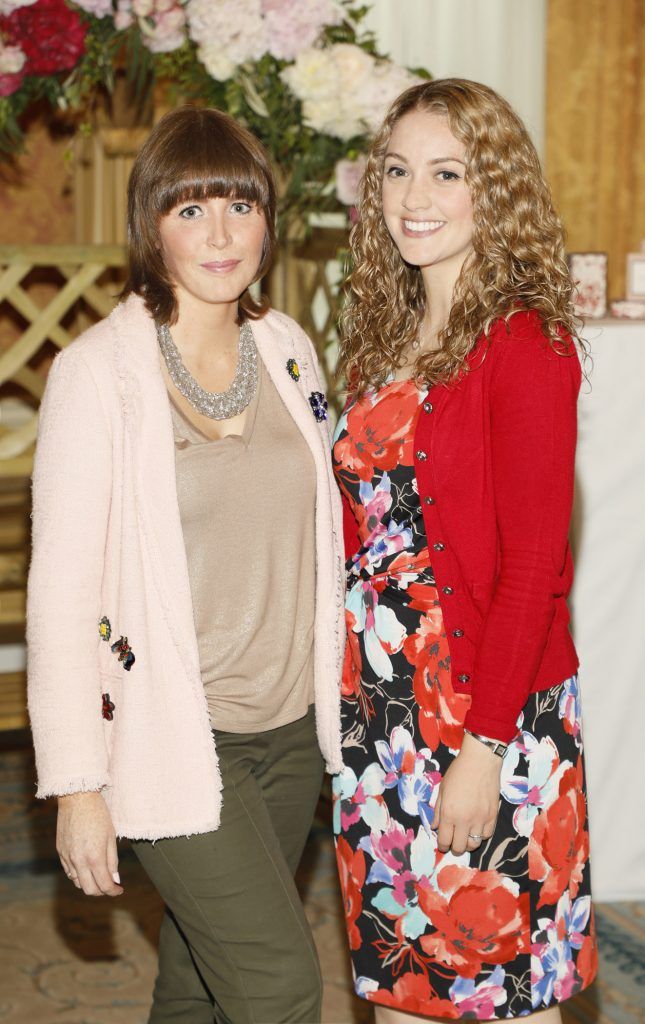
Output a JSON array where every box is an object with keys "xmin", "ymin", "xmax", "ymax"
[{"xmin": 335, "ymin": 155, "xmax": 367, "ymax": 206}]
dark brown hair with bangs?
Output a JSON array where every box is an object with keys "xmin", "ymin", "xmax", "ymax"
[{"xmin": 122, "ymin": 105, "xmax": 277, "ymax": 325}]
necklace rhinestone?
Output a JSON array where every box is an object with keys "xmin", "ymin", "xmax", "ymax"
[{"xmin": 156, "ymin": 319, "xmax": 258, "ymax": 420}]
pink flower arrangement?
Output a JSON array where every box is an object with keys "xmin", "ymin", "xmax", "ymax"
[
  {"xmin": 187, "ymin": 0, "xmax": 266, "ymax": 80},
  {"xmin": 261, "ymin": 0, "xmax": 341, "ymax": 62},
  {"xmin": 134, "ymin": 0, "xmax": 186, "ymax": 53},
  {"xmin": 335, "ymin": 154, "xmax": 367, "ymax": 206},
  {"xmin": 0, "ymin": 0, "xmax": 429, "ymax": 238}
]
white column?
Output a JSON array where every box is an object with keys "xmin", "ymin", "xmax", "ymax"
[{"xmin": 363, "ymin": 0, "xmax": 547, "ymax": 156}]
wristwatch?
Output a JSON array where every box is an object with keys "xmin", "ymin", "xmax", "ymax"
[{"xmin": 463, "ymin": 727, "xmax": 508, "ymax": 758}]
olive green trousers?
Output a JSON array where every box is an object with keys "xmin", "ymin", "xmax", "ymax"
[{"xmin": 132, "ymin": 707, "xmax": 325, "ymax": 1024}]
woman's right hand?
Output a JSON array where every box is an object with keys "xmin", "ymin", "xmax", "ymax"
[{"xmin": 56, "ymin": 792, "xmax": 124, "ymax": 897}]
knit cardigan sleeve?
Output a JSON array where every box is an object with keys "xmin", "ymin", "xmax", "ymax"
[
  {"xmin": 27, "ymin": 346, "xmax": 113, "ymax": 797},
  {"xmin": 463, "ymin": 315, "xmax": 581, "ymax": 741}
]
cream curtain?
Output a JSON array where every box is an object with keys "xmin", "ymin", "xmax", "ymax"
[{"xmin": 363, "ymin": 0, "xmax": 547, "ymax": 154}]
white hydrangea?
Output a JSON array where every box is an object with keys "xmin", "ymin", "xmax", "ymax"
[
  {"xmin": 361, "ymin": 60, "xmax": 424, "ymax": 132},
  {"xmin": 187, "ymin": 0, "xmax": 267, "ymax": 80},
  {"xmin": 196, "ymin": 44, "xmax": 235, "ymax": 83},
  {"xmin": 282, "ymin": 43, "xmax": 422, "ymax": 141}
]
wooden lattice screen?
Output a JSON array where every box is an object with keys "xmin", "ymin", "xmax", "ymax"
[
  {"xmin": 0, "ymin": 245, "xmax": 127, "ymax": 729},
  {"xmin": 0, "ymin": 235, "xmax": 345, "ymax": 730}
]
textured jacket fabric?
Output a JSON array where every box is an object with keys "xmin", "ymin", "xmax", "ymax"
[
  {"xmin": 27, "ymin": 294, "xmax": 345, "ymax": 840},
  {"xmin": 341, "ymin": 310, "xmax": 581, "ymax": 743}
]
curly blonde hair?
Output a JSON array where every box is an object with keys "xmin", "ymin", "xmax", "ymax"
[{"xmin": 339, "ymin": 78, "xmax": 581, "ymax": 395}]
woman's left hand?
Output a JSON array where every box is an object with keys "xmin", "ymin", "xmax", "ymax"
[{"xmin": 431, "ymin": 733, "xmax": 503, "ymax": 855}]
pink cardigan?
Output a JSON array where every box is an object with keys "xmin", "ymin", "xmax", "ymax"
[{"xmin": 27, "ymin": 295, "xmax": 345, "ymax": 840}]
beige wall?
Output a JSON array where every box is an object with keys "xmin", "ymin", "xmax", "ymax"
[{"xmin": 0, "ymin": 120, "xmax": 75, "ymax": 246}]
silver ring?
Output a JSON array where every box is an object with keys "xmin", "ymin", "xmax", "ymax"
[{"xmin": 468, "ymin": 833, "xmax": 483, "ymax": 840}]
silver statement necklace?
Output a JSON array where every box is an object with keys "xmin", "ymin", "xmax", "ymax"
[{"xmin": 156, "ymin": 319, "xmax": 258, "ymax": 420}]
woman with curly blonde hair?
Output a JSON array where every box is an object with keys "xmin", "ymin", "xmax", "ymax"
[{"xmin": 332, "ymin": 79, "xmax": 597, "ymax": 1022}]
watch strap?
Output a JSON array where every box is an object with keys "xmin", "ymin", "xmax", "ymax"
[{"xmin": 463, "ymin": 727, "xmax": 508, "ymax": 758}]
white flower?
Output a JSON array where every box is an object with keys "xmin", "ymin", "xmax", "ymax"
[
  {"xmin": 72, "ymin": 0, "xmax": 113, "ymax": 16},
  {"xmin": 196, "ymin": 44, "xmax": 235, "ymax": 82},
  {"xmin": 114, "ymin": 0, "xmax": 133, "ymax": 30},
  {"xmin": 187, "ymin": 0, "xmax": 267, "ymax": 78},
  {"xmin": 139, "ymin": 4, "xmax": 186, "ymax": 53},
  {"xmin": 0, "ymin": 0, "xmax": 37, "ymax": 14},
  {"xmin": 282, "ymin": 44, "xmax": 423, "ymax": 141},
  {"xmin": 361, "ymin": 60, "xmax": 422, "ymax": 132},
  {"xmin": 261, "ymin": 0, "xmax": 342, "ymax": 62},
  {"xmin": 0, "ymin": 43, "xmax": 25, "ymax": 75}
]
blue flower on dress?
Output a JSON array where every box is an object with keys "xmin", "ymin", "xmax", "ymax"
[
  {"xmin": 346, "ymin": 578, "xmax": 406, "ymax": 682},
  {"xmin": 374, "ymin": 726, "xmax": 441, "ymax": 833},
  {"xmin": 332, "ymin": 763, "xmax": 390, "ymax": 835},
  {"xmin": 449, "ymin": 965, "xmax": 508, "ymax": 1017},
  {"xmin": 500, "ymin": 731, "xmax": 570, "ymax": 837},
  {"xmin": 558, "ymin": 675, "xmax": 583, "ymax": 749},
  {"xmin": 361, "ymin": 822, "xmax": 468, "ymax": 941},
  {"xmin": 531, "ymin": 892, "xmax": 591, "ymax": 1009},
  {"xmin": 309, "ymin": 391, "xmax": 328, "ymax": 422},
  {"xmin": 111, "ymin": 636, "xmax": 135, "ymax": 671}
]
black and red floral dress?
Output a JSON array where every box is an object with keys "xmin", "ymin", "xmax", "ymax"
[{"xmin": 331, "ymin": 379, "xmax": 597, "ymax": 1020}]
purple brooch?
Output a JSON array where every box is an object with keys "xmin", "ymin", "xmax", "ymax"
[
  {"xmin": 98, "ymin": 616, "xmax": 111, "ymax": 642},
  {"xmin": 111, "ymin": 636, "xmax": 135, "ymax": 671},
  {"xmin": 286, "ymin": 358, "xmax": 300, "ymax": 382},
  {"xmin": 309, "ymin": 391, "xmax": 328, "ymax": 422},
  {"xmin": 101, "ymin": 693, "xmax": 115, "ymax": 721}
]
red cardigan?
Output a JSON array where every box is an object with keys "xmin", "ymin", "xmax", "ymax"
[{"xmin": 341, "ymin": 310, "xmax": 581, "ymax": 743}]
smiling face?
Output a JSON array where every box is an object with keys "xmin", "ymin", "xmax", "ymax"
[
  {"xmin": 157, "ymin": 195, "xmax": 267, "ymax": 317},
  {"xmin": 382, "ymin": 108, "xmax": 474, "ymax": 286}
]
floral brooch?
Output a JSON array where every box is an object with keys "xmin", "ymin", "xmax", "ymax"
[
  {"xmin": 286, "ymin": 358, "xmax": 300, "ymax": 382},
  {"xmin": 309, "ymin": 391, "xmax": 328, "ymax": 422},
  {"xmin": 111, "ymin": 636, "xmax": 135, "ymax": 672},
  {"xmin": 101, "ymin": 693, "xmax": 115, "ymax": 721}
]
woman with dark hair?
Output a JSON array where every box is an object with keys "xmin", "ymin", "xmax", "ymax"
[
  {"xmin": 332, "ymin": 79, "xmax": 597, "ymax": 1022},
  {"xmin": 27, "ymin": 106, "xmax": 345, "ymax": 1023}
]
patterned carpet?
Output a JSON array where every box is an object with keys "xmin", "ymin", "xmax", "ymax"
[{"xmin": 0, "ymin": 736, "xmax": 643, "ymax": 1023}]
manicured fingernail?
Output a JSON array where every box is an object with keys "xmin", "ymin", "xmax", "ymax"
[{"xmin": 112, "ymin": 871, "xmax": 121, "ymax": 884}]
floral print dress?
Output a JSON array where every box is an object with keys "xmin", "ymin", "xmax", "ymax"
[{"xmin": 331, "ymin": 379, "xmax": 597, "ymax": 1020}]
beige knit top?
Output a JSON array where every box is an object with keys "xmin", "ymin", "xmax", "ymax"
[{"xmin": 170, "ymin": 359, "xmax": 317, "ymax": 733}]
